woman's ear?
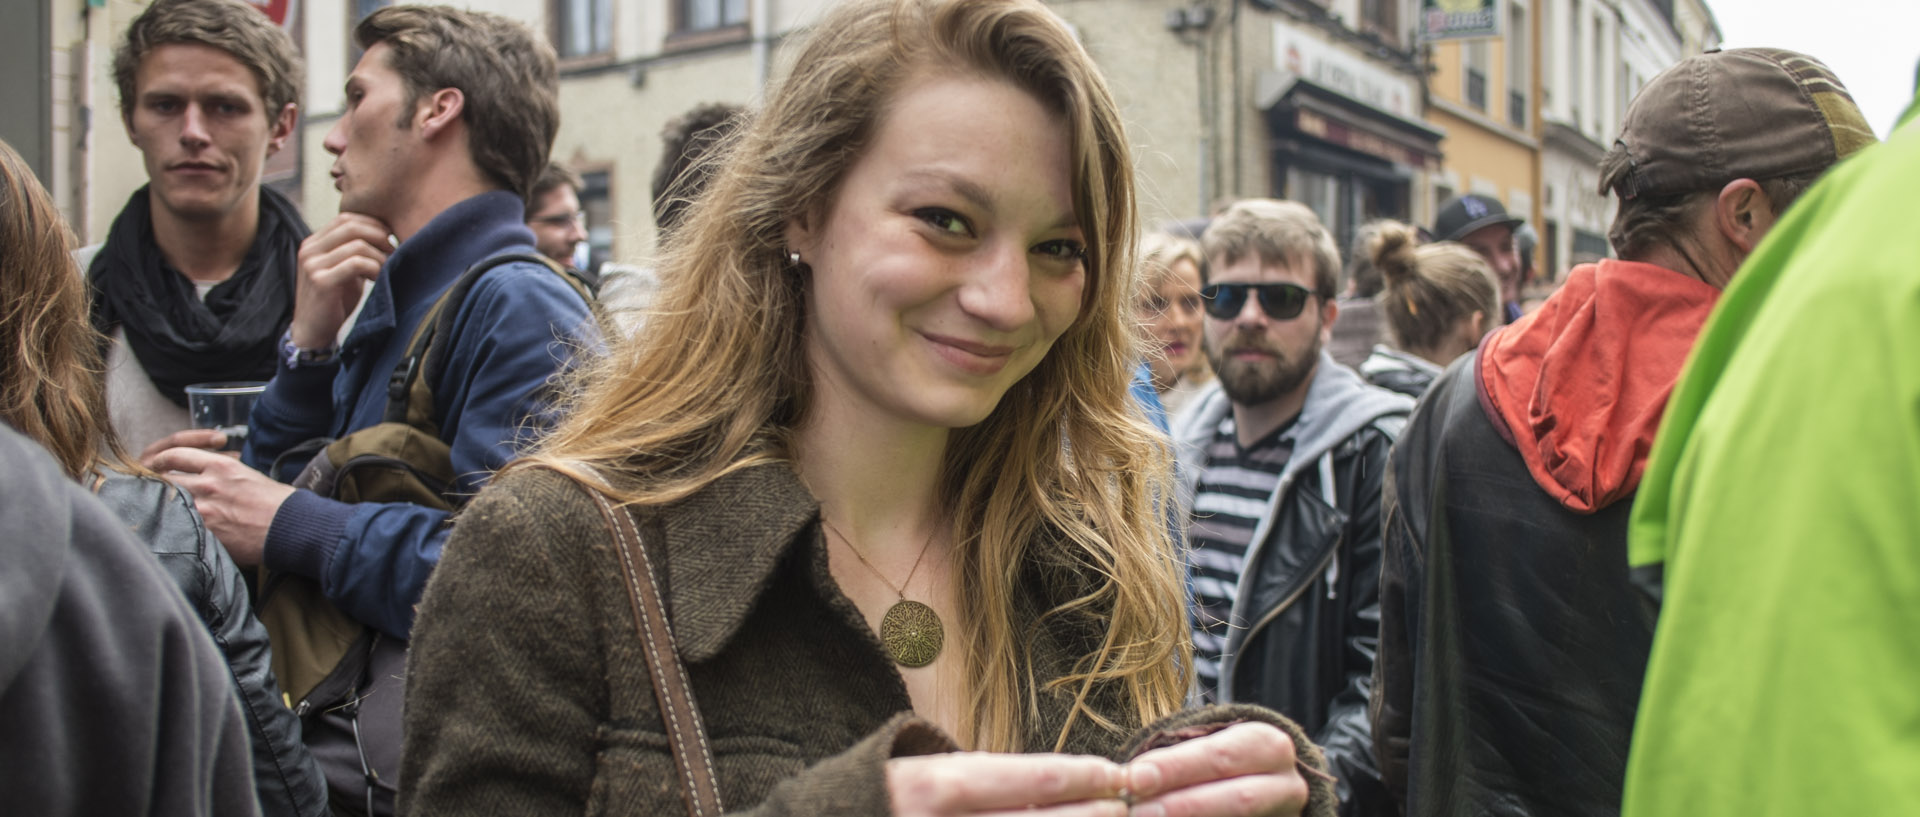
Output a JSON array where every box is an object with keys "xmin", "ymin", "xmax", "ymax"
[
  {"xmin": 784, "ymin": 211, "xmax": 817, "ymax": 263},
  {"xmin": 1469, "ymin": 309, "xmax": 1488, "ymax": 338}
]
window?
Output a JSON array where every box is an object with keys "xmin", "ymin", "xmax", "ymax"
[
  {"xmin": 678, "ymin": 0, "xmax": 747, "ymax": 33},
  {"xmin": 1287, "ymin": 166, "xmax": 1340, "ymax": 239},
  {"xmin": 1465, "ymin": 40, "xmax": 1489, "ymax": 111},
  {"xmin": 1362, "ymin": 0, "xmax": 1399, "ymax": 45},
  {"xmin": 1541, "ymin": 0, "xmax": 1554, "ymax": 110},
  {"xmin": 553, "ymin": 0, "xmax": 612, "ymax": 59},
  {"xmin": 1590, "ymin": 13, "xmax": 1604, "ymax": 137},
  {"xmin": 348, "ymin": 0, "xmax": 391, "ymax": 66},
  {"xmin": 1507, "ymin": 3, "xmax": 1528, "ymax": 129},
  {"xmin": 580, "ymin": 170, "xmax": 613, "ymax": 276}
]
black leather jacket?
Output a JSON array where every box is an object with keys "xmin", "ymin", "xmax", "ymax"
[
  {"xmin": 93, "ymin": 472, "xmax": 329, "ymax": 817},
  {"xmin": 1371, "ymin": 357, "xmax": 1658, "ymax": 817},
  {"xmin": 1175, "ymin": 357, "xmax": 1411, "ymax": 817}
]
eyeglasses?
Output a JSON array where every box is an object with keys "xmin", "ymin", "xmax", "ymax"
[
  {"xmin": 1199, "ymin": 282, "xmax": 1315, "ymax": 321},
  {"xmin": 530, "ymin": 210, "xmax": 586, "ymax": 228}
]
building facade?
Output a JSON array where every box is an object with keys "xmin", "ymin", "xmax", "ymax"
[
  {"xmin": 1422, "ymin": 0, "xmax": 1541, "ymax": 267},
  {"xmin": 44, "ymin": 0, "xmax": 1716, "ymax": 283}
]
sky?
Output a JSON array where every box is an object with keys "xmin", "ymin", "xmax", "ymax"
[{"xmin": 1707, "ymin": 0, "xmax": 1920, "ymax": 138}]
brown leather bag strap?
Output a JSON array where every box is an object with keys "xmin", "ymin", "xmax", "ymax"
[{"xmin": 583, "ymin": 488, "xmax": 724, "ymax": 817}]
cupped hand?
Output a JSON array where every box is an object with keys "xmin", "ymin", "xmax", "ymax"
[
  {"xmin": 1122, "ymin": 722, "xmax": 1310, "ymax": 817},
  {"xmin": 887, "ymin": 751, "xmax": 1128, "ymax": 817},
  {"xmin": 291, "ymin": 212, "xmax": 392, "ymax": 348}
]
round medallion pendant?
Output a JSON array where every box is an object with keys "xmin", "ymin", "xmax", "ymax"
[{"xmin": 879, "ymin": 600, "xmax": 944, "ymax": 668}]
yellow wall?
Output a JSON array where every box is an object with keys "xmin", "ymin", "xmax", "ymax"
[{"xmin": 1429, "ymin": 109, "xmax": 1534, "ymax": 201}]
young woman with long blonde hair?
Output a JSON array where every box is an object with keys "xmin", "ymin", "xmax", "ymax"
[{"xmin": 399, "ymin": 2, "xmax": 1333, "ymax": 815}]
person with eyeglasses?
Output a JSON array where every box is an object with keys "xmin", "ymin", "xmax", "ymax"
[
  {"xmin": 526, "ymin": 163, "xmax": 594, "ymax": 282},
  {"xmin": 1170, "ymin": 199, "xmax": 1412, "ymax": 817}
]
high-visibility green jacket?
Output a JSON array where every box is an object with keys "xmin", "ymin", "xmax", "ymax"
[{"xmin": 1623, "ymin": 90, "xmax": 1920, "ymax": 816}]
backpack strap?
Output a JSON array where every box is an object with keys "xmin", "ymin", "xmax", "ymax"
[{"xmin": 381, "ymin": 252, "xmax": 595, "ymax": 428}]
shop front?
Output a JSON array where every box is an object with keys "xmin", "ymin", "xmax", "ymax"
[{"xmin": 1259, "ymin": 22, "xmax": 1442, "ymax": 253}]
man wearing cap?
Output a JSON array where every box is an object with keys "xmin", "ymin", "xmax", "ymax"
[
  {"xmin": 1370, "ymin": 48, "xmax": 1874, "ymax": 817},
  {"xmin": 1621, "ymin": 86, "xmax": 1920, "ymax": 817},
  {"xmin": 1431, "ymin": 193, "xmax": 1526, "ymax": 322}
]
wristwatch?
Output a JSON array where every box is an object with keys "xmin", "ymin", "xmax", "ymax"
[{"xmin": 280, "ymin": 331, "xmax": 340, "ymax": 369}]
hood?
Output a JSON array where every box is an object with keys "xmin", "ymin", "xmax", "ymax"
[
  {"xmin": 0, "ymin": 429, "xmax": 77, "ymax": 689},
  {"xmin": 1175, "ymin": 352, "xmax": 1413, "ymax": 503},
  {"xmin": 1476, "ymin": 260, "xmax": 1721, "ymax": 513}
]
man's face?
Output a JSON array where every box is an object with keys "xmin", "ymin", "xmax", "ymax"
[
  {"xmin": 1202, "ymin": 253, "xmax": 1332, "ymax": 409},
  {"xmin": 527, "ymin": 185, "xmax": 587, "ymax": 265},
  {"xmin": 125, "ymin": 43, "xmax": 294, "ymax": 223},
  {"xmin": 1459, "ymin": 223, "xmax": 1520, "ymax": 302},
  {"xmin": 324, "ymin": 42, "xmax": 417, "ymax": 222}
]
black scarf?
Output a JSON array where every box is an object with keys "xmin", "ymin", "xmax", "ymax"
[{"xmin": 89, "ymin": 185, "xmax": 307, "ymax": 408}]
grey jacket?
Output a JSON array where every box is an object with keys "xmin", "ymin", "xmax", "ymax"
[
  {"xmin": 0, "ymin": 427, "xmax": 258, "ymax": 816},
  {"xmin": 1172, "ymin": 352, "xmax": 1412, "ymax": 816},
  {"xmin": 93, "ymin": 471, "xmax": 329, "ymax": 817}
]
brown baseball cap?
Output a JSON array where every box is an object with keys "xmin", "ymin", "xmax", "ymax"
[{"xmin": 1600, "ymin": 48, "xmax": 1876, "ymax": 200}]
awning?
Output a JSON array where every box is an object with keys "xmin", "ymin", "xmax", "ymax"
[{"xmin": 1257, "ymin": 71, "xmax": 1445, "ymax": 171}]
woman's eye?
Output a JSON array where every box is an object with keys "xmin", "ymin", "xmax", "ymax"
[
  {"xmin": 915, "ymin": 208, "xmax": 971, "ymax": 237},
  {"xmin": 1033, "ymin": 239, "xmax": 1086, "ymax": 261}
]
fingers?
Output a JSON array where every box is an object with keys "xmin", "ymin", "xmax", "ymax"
[
  {"xmin": 1125, "ymin": 723, "xmax": 1299, "ymax": 803},
  {"xmin": 1126, "ymin": 772, "xmax": 1309, "ymax": 817},
  {"xmin": 145, "ymin": 445, "xmax": 237, "ymax": 477},
  {"xmin": 140, "ymin": 428, "xmax": 228, "ymax": 462},
  {"xmin": 888, "ymin": 752, "xmax": 1124, "ymax": 816},
  {"xmin": 292, "ymin": 214, "xmax": 393, "ymax": 346}
]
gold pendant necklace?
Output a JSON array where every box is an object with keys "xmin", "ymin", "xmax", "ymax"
[{"xmin": 821, "ymin": 517, "xmax": 944, "ymax": 668}]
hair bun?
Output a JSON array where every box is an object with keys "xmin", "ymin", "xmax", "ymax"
[{"xmin": 1367, "ymin": 221, "xmax": 1420, "ymax": 288}]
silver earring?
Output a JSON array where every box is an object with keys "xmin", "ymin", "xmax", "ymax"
[{"xmin": 788, "ymin": 250, "xmax": 802, "ymax": 266}]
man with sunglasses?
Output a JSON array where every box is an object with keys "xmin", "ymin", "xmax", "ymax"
[
  {"xmin": 1171, "ymin": 199, "xmax": 1413, "ymax": 817},
  {"xmin": 1370, "ymin": 49, "xmax": 1873, "ymax": 817}
]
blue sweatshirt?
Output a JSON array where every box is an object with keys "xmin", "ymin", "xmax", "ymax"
[{"xmin": 245, "ymin": 191, "xmax": 594, "ymax": 639}]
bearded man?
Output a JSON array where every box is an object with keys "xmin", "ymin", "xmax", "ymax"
[{"xmin": 1171, "ymin": 199, "xmax": 1411, "ymax": 817}]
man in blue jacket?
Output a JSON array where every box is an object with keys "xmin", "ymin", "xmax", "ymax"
[{"xmin": 147, "ymin": 7, "xmax": 591, "ymax": 814}]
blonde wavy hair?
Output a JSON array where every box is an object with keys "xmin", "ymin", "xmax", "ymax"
[
  {"xmin": 0, "ymin": 138, "xmax": 141, "ymax": 480},
  {"xmin": 524, "ymin": 0, "xmax": 1188, "ymax": 752}
]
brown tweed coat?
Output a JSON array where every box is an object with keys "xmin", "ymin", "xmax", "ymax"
[{"xmin": 399, "ymin": 463, "xmax": 1337, "ymax": 816}]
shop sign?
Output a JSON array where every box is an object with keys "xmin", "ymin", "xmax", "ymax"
[
  {"xmin": 1272, "ymin": 22, "xmax": 1419, "ymax": 119},
  {"xmin": 1422, "ymin": 0, "xmax": 1502, "ymax": 41},
  {"xmin": 1294, "ymin": 109, "xmax": 1432, "ymax": 168}
]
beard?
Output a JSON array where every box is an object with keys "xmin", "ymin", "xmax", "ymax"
[{"xmin": 1207, "ymin": 329, "xmax": 1322, "ymax": 408}]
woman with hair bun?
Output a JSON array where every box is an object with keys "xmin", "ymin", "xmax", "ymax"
[
  {"xmin": 399, "ymin": 1, "xmax": 1334, "ymax": 815},
  {"xmin": 1358, "ymin": 222, "xmax": 1501, "ymax": 397}
]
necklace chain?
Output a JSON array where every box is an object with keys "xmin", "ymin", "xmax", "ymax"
[{"xmin": 819, "ymin": 516, "xmax": 937, "ymax": 600}]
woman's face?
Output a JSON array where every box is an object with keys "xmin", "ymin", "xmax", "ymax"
[
  {"xmin": 787, "ymin": 73, "xmax": 1087, "ymax": 432},
  {"xmin": 1136, "ymin": 259, "xmax": 1204, "ymax": 391}
]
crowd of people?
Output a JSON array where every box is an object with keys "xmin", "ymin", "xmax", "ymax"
[{"xmin": 1, "ymin": 0, "xmax": 1913, "ymax": 816}]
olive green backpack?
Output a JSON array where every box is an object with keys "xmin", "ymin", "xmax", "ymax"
[{"xmin": 258, "ymin": 253, "xmax": 592, "ymax": 815}]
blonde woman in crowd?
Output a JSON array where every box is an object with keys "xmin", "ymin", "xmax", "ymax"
[
  {"xmin": 399, "ymin": 1, "xmax": 1335, "ymax": 815},
  {"xmin": 1357, "ymin": 222, "xmax": 1501, "ymax": 397},
  {"xmin": 1134, "ymin": 231, "xmax": 1214, "ymax": 418}
]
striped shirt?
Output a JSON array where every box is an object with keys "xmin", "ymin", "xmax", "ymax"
[{"xmin": 1187, "ymin": 413, "xmax": 1295, "ymax": 701}]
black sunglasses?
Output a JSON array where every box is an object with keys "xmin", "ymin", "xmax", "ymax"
[{"xmin": 1199, "ymin": 282, "xmax": 1315, "ymax": 320}]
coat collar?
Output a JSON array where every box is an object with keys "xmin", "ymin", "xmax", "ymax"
[{"xmin": 650, "ymin": 461, "xmax": 823, "ymax": 663}]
